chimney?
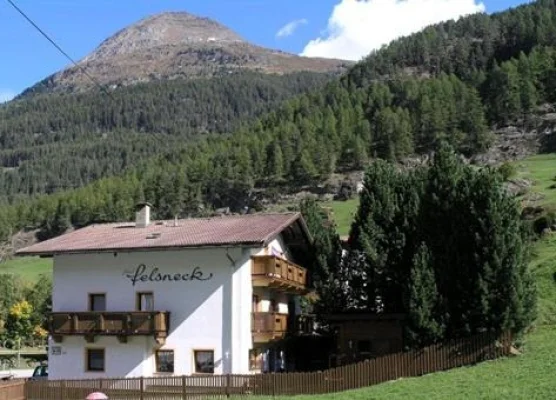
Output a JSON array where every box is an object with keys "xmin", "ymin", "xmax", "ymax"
[{"xmin": 135, "ymin": 202, "xmax": 152, "ymax": 228}]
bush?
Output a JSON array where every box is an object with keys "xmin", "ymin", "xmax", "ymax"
[{"xmin": 498, "ymin": 162, "xmax": 517, "ymax": 181}]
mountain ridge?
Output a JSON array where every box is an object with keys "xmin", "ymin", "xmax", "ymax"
[{"xmin": 24, "ymin": 11, "xmax": 351, "ymax": 95}]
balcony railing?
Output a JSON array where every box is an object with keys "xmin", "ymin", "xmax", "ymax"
[
  {"xmin": 251, "ymin": 255, "xmax": 308, "ymax": 292},
  {"xmin": 48, "ymin": 311, "xmax": 170, "ymax": 345},
  {"xmin": 252, "ymin": 312, "xmax": 288, "ymax": 343}
]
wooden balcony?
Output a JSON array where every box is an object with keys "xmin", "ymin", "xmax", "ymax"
[
  {"xmin": 251, "ymin": 255, "xmax": 308, "ymax": 293},
  {"xmin": 48, "ymin": 311, "xmax": 170, "ymax": 345},
  {"xmin": 252, "ymin": 312, "xmax": 288, "ymax": 343}
]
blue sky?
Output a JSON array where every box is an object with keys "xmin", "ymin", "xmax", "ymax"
[{"xmin": 0, "ymin": 0, "xmax": 529, "ymax": 100}]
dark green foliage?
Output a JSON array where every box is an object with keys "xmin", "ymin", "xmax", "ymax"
[
  {"xmin": 299, "ymin": 199, "xmax": 343, "ymax": 315},
  {"xmin": 349, "ymin": 160, "xmax": 424, "ymax": 314},
  {"xmin": 345, "ymin": 144, "xmax": 536, "ymax": 346},
  {"xmin": 345, "ymin": 0, "xmax": 556, "ymax": 89},
  {"xmin": 407, "ymin": 243, "xmax": 443, "ymax": 346},
  {"xmin": 498, "ymin": 162, "xmax": 517, "ymax": 180},
  {"xmin": 24, "ymin": 274, "xmax": 52, "ymax": 329},
  {"xmin": 0, "ymin": 71, "xmax": 330, "ymax": 199}
]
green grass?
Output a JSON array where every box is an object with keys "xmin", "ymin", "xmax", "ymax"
[
  {"xmin": 515, "ymin": 153, "xmax": 556, "ymax": 208},
  {"xmin": 0, "ymin": 256, "xmax": 52, "ymax": 283},
  {"xmin": 328, "ymin": 198, "xmax": 359, "ymax": 236},
  {"xmin": 255, "ymin": 329, "xmax": 555, "ymax": 400}
]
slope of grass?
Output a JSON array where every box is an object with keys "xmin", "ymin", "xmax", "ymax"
[
  {"xmin": 328, "ymin": 198, "xmax": 359, "ymax": 236},
  {"xmin": 255, "ymin": 328, "xmax": 554, "ymax": 400},
  {"xmin": 515, "ymin": 154, "xmax": 556, "ymax": 208},
  {"xmin": 0, "ymin": 256, "xmax": 52, "ymax": 282}
]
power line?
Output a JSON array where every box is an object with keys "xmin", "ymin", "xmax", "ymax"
[{"xmin": 5, "ymin": 0, "xmax": 114, "ymax": 98}]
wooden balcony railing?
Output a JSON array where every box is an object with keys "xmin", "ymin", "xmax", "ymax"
[
  {"xmin": 251, "ymin": 255, "xmax": 308, "ymax": 293},
  {"xmin": 252, "ymin": 312, "xmax": 288, "ymax": 343},
  {"xmin": 48, "ymin": 311, "xmax": 170, "ymax": 345}
]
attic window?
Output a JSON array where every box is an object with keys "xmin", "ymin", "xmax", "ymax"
[{"xmin": 146, "ymin": 233, "xmax": 162, "ymax": 240}]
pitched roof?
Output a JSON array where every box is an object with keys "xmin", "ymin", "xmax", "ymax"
[{"xmin": 16, "ymin": 213, "xmax": 309, "ymax": 256}]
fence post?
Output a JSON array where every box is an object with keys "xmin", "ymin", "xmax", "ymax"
[
  {"xmin": 140, "ymin": 376, "xmax": 144, "ymax": 400},
  {"xmin": 182, "ymin": 375, "xmax": 187, "ymax": 400},
  {"xmin": 226, "ymin": 374, "xmax": 231, "ymax": 398}
]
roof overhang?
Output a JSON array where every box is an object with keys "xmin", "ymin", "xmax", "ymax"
[{"xmin": 15, "ymin": 212, "xmax": 314, "ymax": 258}]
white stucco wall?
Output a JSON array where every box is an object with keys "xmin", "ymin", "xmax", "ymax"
[
  {"xmin": 49, "ymin": 246, "xmax": 253, "ymax": 379},
  {"xmin": 48, "ymin": 233, "xmax": 301, "ymax": 380}
]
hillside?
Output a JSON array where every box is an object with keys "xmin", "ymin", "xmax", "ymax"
[
  {"xmin": 0, "ymin": 71, "xmax": 331, "ymax": 200},
  {"xmin": 23, "ymin": 12, "xmax": 350, "ymax": 95}
]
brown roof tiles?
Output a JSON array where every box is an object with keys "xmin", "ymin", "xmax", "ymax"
[{"xmin": 16, "ymin": 213, "xmax": 307, "ymax": 256}]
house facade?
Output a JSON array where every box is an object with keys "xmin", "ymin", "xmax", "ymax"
[{"xmin": 17, "ymin": 205, "xmax": 312, "ymax": 380}]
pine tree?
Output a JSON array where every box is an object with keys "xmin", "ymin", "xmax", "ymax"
[{"xmin": 406, "ymin": 243, "xmax": 443, "ymax": 346}]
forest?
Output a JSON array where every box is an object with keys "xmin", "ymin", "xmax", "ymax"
[
  {"xmin": 0, "ymin": 0, "xmax": 554, "ymax": 244},
  {"xmin": 0, "ymin": 70, "xmax": 331, "ymax": 200}
]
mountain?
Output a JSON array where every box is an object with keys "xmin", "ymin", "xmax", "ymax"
[
  {"xmin": 0, "ymin": 71, "xmax": 332, "ymax": 199},
  {"xmin": 1, "ymin": 0, "xmax": 556, "ymax": 243},
  {"xmin": 24, "ymin": 12, "xmax": 350, "ymax": 95}
]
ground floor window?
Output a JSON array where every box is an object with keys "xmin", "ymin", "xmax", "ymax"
[
  {"xmin": 155, "ymin": 350, "xmax": 174, "ymax": 373},
  {"xmin": 86, "ymin": 348, "xmax": 105, "ymax": 372},
  {"xmin": 193, "ymin": 350, "xmax": 214, "ymax": 374}
]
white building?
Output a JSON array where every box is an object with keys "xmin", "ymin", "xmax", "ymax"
[{"xmin": 17, "ymin": 204, "xmax": 313, "ymax": 380}]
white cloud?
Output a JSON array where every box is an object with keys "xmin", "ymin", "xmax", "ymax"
[
  {"xmin": 301, "ymin": 0, "xmax": 485, "ymax": 60},
  {"xmin": 276, "ymin": 19, "xmax": 308, "ymax": 38},
  {"xmin": 0, "ymin": 90, "xmax": 15, "ymax": 103}
]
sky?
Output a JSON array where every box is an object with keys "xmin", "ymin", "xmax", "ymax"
[{"xmin": 0, "ymin": 0, "xmax": 531, "ymax": 101}]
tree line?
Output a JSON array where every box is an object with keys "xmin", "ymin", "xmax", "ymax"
[
  {"xmin": 0, "ymin": 71, "xmax": 331, "ymax": 200},
  {"xmin": 302, "ymin": 145, "xmax": 536, "ymax": 347}
]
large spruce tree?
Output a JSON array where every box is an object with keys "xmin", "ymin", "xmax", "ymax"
[{"xmin": 345, "ymin": 144, "xmax": 536, "ymax": 346}]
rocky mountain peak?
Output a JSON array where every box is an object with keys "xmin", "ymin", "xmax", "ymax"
[
  {"xmin": 82, "ymin": 11, "xmax": 245, "ymax": 63},
  {"xmin": 25, "ymin": 11, "xmax": 351, "ymax": 95}
]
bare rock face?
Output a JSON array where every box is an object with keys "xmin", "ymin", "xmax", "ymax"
[
  {"xmin": 26, "ymin": 12, "xmax": 351, "ymax": 94},
  {"xmin": 82, "ymin": 12, "xmax": 245, "ymax": 62}
]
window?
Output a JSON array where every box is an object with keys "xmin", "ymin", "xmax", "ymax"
[
  {"xmin": 155, "ymin": 350, "xmax": 174, "ymax": 373},
  {"xmin": 194, "ymin": 350, "xmax": 214, "ymax": 374},
  {"xmin": 86, "ymin": 349, "xmax": 105, "ymax": 372},
  {"xmin": 88, "ymin": 294, "xmax": 106, "ymax": 311},
  {"xmin": 137, "ymin": 292, "xmax": 154, "ymax": 311}
]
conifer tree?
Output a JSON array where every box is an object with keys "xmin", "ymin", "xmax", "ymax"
[{"xmin": 407, "ymin": 243, "xmax": 443, "ymax": 346}]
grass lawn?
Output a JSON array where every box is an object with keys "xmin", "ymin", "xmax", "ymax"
[
  {"xmin": 515, "ymin": 153, "xmax": 556, "ymax": 209},
  {"xmin": 327, "ymin": 198, "xmax": 359, "ymax": 236},
  {"xmin": 257, "ymin": 329, "xmax": 555, "ymax": 400},
  {"xmin": 0, "ymin": 256, "xmax": 52, "ymax": 283}
]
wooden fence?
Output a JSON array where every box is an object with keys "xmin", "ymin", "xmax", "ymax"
[
  {"xmin": 3, "ymin": 331, "xmax": 512, "ymax": 399},
  {"xmin": 0, "ymin": 380, "xmax": 25, "ymax": 400}
]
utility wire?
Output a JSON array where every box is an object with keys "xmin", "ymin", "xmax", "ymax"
[{"xmin": 5, "ymin": 0, "xmax": 114, "ymax": 99}]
